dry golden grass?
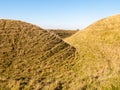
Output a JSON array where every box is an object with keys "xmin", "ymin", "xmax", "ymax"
[
  {"xmin": 1, "ymin": 14, "xmax": 120, "ymax": 90},
  {"xmin": 0, "ymin": 19, "xmax": 77, "ymax": 90},
  {"xmin": 65, "ymin": 14, "xmax": 120, "ymax": 89}
]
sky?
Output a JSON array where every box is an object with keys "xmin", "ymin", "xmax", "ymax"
[{"xmin": 0, "ymin": 0, "xmax": 120, "ymax": 29}]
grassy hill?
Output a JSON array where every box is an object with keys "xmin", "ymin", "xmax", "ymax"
[
  {"xmin": 65, "ymin": 14, "xmax": 120, "ymax": 89},
  {"xmin": 0, "ymin": 19, "xmax": 77, "ymax": 90},
  {"xmin": 1, "ymin": 14, "xmax": 120, "ymax": 90},
  {"xmin": 49, "ymin": 29, "xmax": 78, "ymax": 39}
]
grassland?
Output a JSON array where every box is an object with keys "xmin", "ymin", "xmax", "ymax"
[
  {"xmin": 49, "ymin": 29, "xmax": 78, "ymax": 39},
  {"xmin": 1, "ymin": 14, "xmax": 120, "ymax": 90},
  {"xmin": 0, "ymin": 19, "xmax": 77, "ymax": 90},
  {"xmin": 65, "ymin": 14, "xmax": 120, "ymax": 89}
]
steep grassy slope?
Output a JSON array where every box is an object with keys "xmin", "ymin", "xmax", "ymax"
[
  {"xmin": 0, "ymin": 19, "xmax": 77, "ymax": 90},
  {"xmin": 65, "ymin": 14, "xmax": 120, "ymax": 89},
  {"xmin": 49, "ymin": 29, "xmax": 78, "ymax": 39}
]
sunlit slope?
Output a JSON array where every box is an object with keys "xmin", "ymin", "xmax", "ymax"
[
  {"xmin": 0, "ymin": 19, "xmax": 77, "ymax": 90},
  {"xmin": 65, "ymin": 14, "xmax": 120, "ymax": 89}
]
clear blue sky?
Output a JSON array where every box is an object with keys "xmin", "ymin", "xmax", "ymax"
[{"xmin": 0, "ymin": 0, "xmax": 120, "ymax": 29}]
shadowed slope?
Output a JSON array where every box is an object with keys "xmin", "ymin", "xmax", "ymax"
[
  {"xmin": 0, "ymin": 19, "xmax": 77, "ymax": 90},
  {"xmin": 49, "ymin": 29, "xmax": 78, "ymax": 39},
  {"xmin": 65, "ymin": 14, "xmax": 120, "ymax": 89}
]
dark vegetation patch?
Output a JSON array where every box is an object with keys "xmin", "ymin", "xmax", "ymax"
[{"xmin": 49, "ymin": 29, "xmax": 78, "ymax": 39}]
